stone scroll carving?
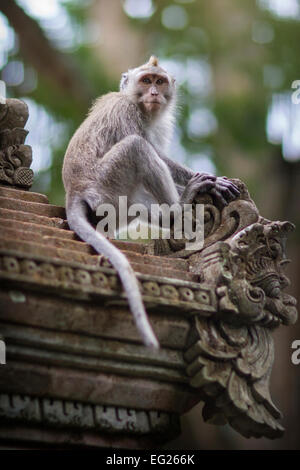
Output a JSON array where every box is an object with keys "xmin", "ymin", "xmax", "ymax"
[
  {"xmin": 0, "ymin": 98, "xmax": 33, "ymax": 189},
  {"xmin": 154, "ymin": 179, "xmax": 259, "ymax": 257},
  {"xmin": 184, "ymin": 212, "xmax": 297, "ymax": 438}
]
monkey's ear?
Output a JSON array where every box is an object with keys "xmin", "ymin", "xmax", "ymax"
[{"xmin": 120, "ymin": 73, "xmax": 129, "ymax": 91}]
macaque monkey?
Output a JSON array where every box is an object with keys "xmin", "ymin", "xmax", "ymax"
[{"xmin": 63, "ymin": 56, "xmax": 240, "ymax": 349}]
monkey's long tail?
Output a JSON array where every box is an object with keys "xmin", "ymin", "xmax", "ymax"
[{"xmin": 66, "ymin": 198, "xmax": 159, "ymax": 349}]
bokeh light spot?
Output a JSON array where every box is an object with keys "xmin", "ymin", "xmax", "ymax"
[
  {"xmin": 123, "ymin": 0, "xmax": 155, "ymax": 19},
  {"xmin": 161, "ymin": 5, "xmax": 188, "ymax": 30}
]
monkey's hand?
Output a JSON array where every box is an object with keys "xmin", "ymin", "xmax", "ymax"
[
  {"xmin": 208, "ymin": 176, "xmax": 240, "ymax": 206},
  {"xmin": 181, "ymin": 173, "xmax": 240, "ymax": 206},
  {"xmin": 180, "ymin": 173, "xmax": 216, "ymax": 204}
]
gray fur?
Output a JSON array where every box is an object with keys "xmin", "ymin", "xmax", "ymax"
[{"xmin": 62, "ymin": 57, "xmax": 240, "ymax": 349}]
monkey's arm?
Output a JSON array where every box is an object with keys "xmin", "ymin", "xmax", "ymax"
[{"xmin": 158, "ymin": 154, "xmax": 194, "ymax": 186}]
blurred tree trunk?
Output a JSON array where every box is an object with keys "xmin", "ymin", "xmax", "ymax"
[
  {"xmin": 89, "ymin": 0, "xmax": 146, "ymax": 79},
  {"xmin": 0, "ymin": 0, "xmax": 92, "ymax": 108}
]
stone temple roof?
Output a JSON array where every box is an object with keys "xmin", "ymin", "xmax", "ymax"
[
  {"xmin": 0, "ymin": 184, "xmax": 200, "ymax": 282},
  {"xmin": 0, "ymin": 98, "xmax": 298, "ymax": 449},
  {"xmin": 0, "ymin": 184, "xmax": 208, "ymax": 449}
]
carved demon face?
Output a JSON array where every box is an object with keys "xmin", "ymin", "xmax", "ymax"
[{"xmin": 217, "ymin": 221, "xmax": 297, "ymax": 327}]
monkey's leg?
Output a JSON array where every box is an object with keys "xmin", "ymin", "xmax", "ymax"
[{"xmin": 91, "ymin": 135, "xmax": 181, "ymax": 211}]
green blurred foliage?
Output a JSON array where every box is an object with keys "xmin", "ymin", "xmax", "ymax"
[{"xmin": 1, "ymin": 0, "xmax": 300, "ymax": 209}]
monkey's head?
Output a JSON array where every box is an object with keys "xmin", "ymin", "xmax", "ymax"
[{"xmin": 120, "ymin": 56, "xmax": 176, "ymax": 117}]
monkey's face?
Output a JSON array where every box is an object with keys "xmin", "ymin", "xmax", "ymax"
[{"xmin": 135, "ymin": 72, "xmax": 174, "ymax": 116}]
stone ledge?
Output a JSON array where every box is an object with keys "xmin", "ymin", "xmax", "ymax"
[{"xmin": 0, "ymin": 393, "xmax": 180, "ymax": 438}]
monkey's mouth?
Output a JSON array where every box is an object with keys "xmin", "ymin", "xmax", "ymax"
[
  {"xmin": 141, "ymin": 101, "xmax": 164, "ymax": 113},
  {"xmin": 145, "ymin": 100, "xmax": 161, "ymax": 105},
  {"xmin": 144, "ymin": 101, "xmax": 162, "ymax": 110}
]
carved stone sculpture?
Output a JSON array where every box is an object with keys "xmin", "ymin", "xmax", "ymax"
[
  {"xmin": 186, "ymin": 220, "xmax": 297, "ymax": 438},
  {"xmin": 0, "ymin": 99, "xmax": 33, "ymax": 189}
]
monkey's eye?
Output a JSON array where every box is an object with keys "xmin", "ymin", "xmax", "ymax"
[
  {"xmin": 142, "ymin": 77, "xmax": 151, "ymax": 84},
  {"xmin": 156, "ymin": 78, "xmax": 164, "ymax": 85}
]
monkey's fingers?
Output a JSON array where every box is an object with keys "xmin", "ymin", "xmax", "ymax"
[
  {"xmin": 192, "ymin": 173, "xmax": 216, "ymax": 182},
  {"xmin": 215, "ymin": 183, "xmax": 239, "ymax": 201},
  {"xmin": 216, "ymin": 177, "xmax": 240, "ymax": 196},
  {"xmin": 209, "ymin": 187, "xmax": 228, "ymax": 206},
  {"xmin": 196, "ymin": 180, "xmax": 216, "ymax": 193},
  {"xmin": 189, "ymin": 180, "xmax": 215, "ymax": 198},
  {"xmin": 219, "ymin": 182, "xmax": 240, "ymax": 196},
  {"xmin": 228, "ymin": 185, "xmax": 240, "ymax": 197},
  {"xmin": 181, "ymin": 179, "xmax": 215, "ymax": 204}
]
